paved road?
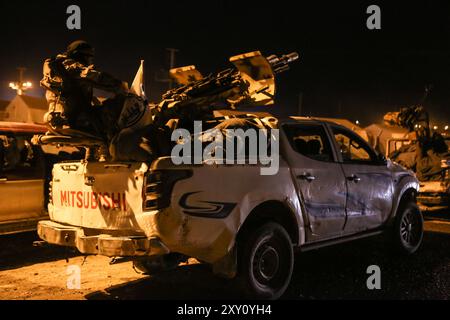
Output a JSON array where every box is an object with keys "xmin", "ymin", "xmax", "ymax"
[{"xmin": 0, "ymin": 209, "xmax": 449, "ymax": 300}]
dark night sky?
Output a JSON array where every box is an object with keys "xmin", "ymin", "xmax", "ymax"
[{"xmin": 1, "ymin": 0, "xmax": 450, "ymax": 126}]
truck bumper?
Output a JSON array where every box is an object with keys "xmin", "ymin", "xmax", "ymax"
[
  {"xmin": 37, "ymin": 220, "xmax": 170, "ymax": 257},
  {"xmin": 417, "ymin": 193, "xmax": 449, "ymax": 206}
]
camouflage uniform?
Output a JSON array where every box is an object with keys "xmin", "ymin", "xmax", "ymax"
[{"xmin": 41, "ymin": 51, "xmax": 125, "ymax": 137}]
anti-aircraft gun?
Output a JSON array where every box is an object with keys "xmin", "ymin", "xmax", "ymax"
[{"xmin": 152, "ymin": 51, "xmax": 299, "ymax": 126}]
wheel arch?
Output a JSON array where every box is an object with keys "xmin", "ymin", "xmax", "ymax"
[
  {"xmin": 212, "ymin": 199, "xmax": 302, "ymax": 279},
  {"xmin": 389, "ymin": 186, "xmax": 418, "ymax": 225},
  {"xmin": 236, "ymin": 200, "xmax": 300, "ymax": 247}
]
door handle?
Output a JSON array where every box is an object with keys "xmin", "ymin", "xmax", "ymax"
[
  {"xmin": 347, "ymin": 174, "xmax": 361, "ymax": 183},
  {"xmin": 61, "ymin": 164, "xmax": 79, "ymax": 171},
  {"xmin": 297, "ymin": 173, "xmax": 316, "ymax": 182}
]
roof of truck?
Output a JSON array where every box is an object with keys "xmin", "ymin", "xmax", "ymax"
[
  {"xmin": 0, "ymin": 121, "xmax": 47, "ymax": 134},
  {"xmin": 286, "ymin": 116, "xmax": 347, "ymax": 126}
]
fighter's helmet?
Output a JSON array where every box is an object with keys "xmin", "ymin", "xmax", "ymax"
[{"xmin": 66, "ymin": 40, "xmax": 95, "ymax": 64}]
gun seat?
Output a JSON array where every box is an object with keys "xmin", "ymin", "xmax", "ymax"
[
  {"xmin": 32, "ymin": 129, "xmax": 109, "ymax": 161},
  {"xmin": 32, "ymin": 129, "xmax": 105, "ymax": 147}
]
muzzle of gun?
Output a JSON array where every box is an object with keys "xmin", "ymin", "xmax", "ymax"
[{"xmin": 266, "ymin": 52, "xmax": 299, "ymax": 74}]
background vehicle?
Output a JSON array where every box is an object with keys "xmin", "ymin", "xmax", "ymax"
[
  {"xmin": 0, "ymin": 121, "xmax": 82, "ymax": 235},
  {"xmin": 364, "ymin": 107, "xmax": 450, "ymax": 210},
  {"xmin": 36, "ymin": 116, "xmax": 423, "ymax": 299},
  {"xmin": 0, "ymin": 122, "xmax": 48, "ymax": 234}
]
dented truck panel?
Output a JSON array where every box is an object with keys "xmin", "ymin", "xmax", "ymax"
[
  {"xmin": 279, "ymin": 123, "xmax": 348, "ymax": 240},
  {"xmin": 340, "ymin": 164, "xmax": 394, "ymax": 233}
]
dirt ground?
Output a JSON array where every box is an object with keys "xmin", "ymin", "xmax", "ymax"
[
  {"xmin": 0, "ymin": 255, "xmax": 145, "ymax": 300},
  {"xmin": 1, "ymin": 210, "xmax": 449, "ymax": 300},
  {"xmin": 0, "ymin": 232, "xmax": 236, "ymax": 300}
]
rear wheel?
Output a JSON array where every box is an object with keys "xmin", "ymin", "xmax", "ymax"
[
  {"xmin": 236, "ymin": 222, "xmax": 294, "ymax": 299},
  {"xmin": 393, "ymin": 201, "xmax": 424, "ymax": 254}
]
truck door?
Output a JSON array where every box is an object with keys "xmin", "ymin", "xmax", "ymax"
[
  {"xmin": 282, "ymin": 123, "xmax": 347, "ymax": 240},
  {"xmin": 329, "ymin": 125, "xmax": 393, "ymax": 233}
]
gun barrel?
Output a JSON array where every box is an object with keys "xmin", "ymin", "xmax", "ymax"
[
  {"xmin": 267, "ymin": 52, "xmax": 299, "ymax": 69},
  {"xmin": 284, "ymin": 52, "xmax": 299, "ymax": 63},
  {"xmin": 266, "ymin": 54, "xmax": 280, "ymax": 65},
  {"xmin": 160, "ymin": 51, "xmax": 300, "ymax": 108},
  {"xmin": 273, "ymin": 64, "xmax": 290, "ymax": 74}
]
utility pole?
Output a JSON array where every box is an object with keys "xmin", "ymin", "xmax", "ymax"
[
  {"xmin": 166, "ymin": 48, "xmax": 179, "ymax": 89},
  {"xmin": 9, "ymin": 67, "xmax": 32, "ymax": 95},
  {"xmin": 155, "ymin": 48, "xmax": 179, "ymax": 91}
]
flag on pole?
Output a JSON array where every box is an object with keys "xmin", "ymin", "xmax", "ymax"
[{"xmin": 130, "ymin": 60, "xmax": 146, "ymax": 100}]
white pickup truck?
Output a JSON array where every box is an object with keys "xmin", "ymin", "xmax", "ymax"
[{"xmin": 37, "ymin": 116, "xmax": 424, "ymax": 299}]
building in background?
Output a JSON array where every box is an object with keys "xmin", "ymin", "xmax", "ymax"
[
  {"xmin": 0, "ymin": 99, "xmax": 10, "ymax": 120},
  {"xmin": 1, "ymin": 95, "xmax": 47, "ymax": 124}
]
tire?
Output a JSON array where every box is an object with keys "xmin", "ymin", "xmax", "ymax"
[
  {"xmin": 393, "ymin": 201, "xmax": 424, "ymax": 255},
  {"xmin": 133, "ymin": 253, "xmax": 186, "ymax": 275},
  {"xmin": 236, "ymin": 222, "xmax": 294, "ymax": 300}
]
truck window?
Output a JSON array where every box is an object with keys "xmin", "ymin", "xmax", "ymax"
[
  {"xmin": 0, "ymin": 134, "xmax": 45, "ymax": 180},
  {"xmin": 331, "ymin": 126, "xmax": 378, "ymax": 164},
  {"xmin": 283, "ymin": 124, "xmax": 334, "ymax": 162}
]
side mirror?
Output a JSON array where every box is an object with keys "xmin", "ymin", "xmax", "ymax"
[{"xmin": 377, "ymin": 153, "xmax": 387, "ymax": 165}]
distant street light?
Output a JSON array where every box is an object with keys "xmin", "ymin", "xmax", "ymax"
[
  {"xmin": 445, "ymin": 125, "xmax": 449, "ymax": 131},
  {"xmin": 8, "ymin": 67, "xmax": 32, "ymax": 95},
  {"xmin": 355, "ymin": 120, "xmax": 360, "ymax": 125},
  {"xmin": 433, "ymin": 125, "xmax": 438, "ymax": 130}
]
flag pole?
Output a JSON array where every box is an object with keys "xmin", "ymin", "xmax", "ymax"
[{"xmin": 141, "ymin": 59, "xmax": 145, "ymax": 95}]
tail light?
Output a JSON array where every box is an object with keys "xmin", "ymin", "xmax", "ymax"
[{"xmin": 143, "ymin": 169, "xmax": 192, "ymax": 211}]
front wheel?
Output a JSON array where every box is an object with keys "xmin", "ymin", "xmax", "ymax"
[
  {"xmin": 236, "ymin": 222, "xmax": 294, "ymax": 299},
  {"xmin": 393, "ymin": 201, "xmax": 424, "ymax": 255}
]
